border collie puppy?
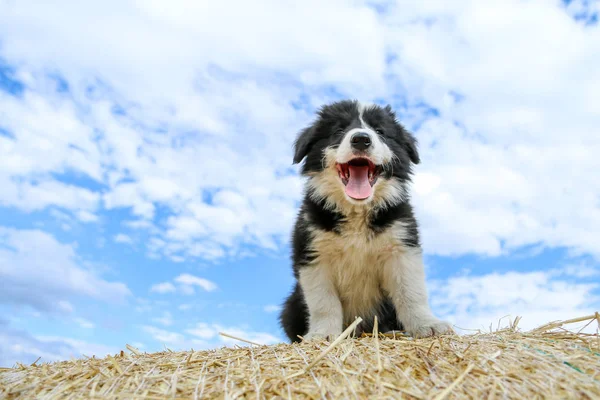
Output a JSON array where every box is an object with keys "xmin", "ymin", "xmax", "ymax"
[{"xmin": 279, "ymin": 100, "xmax": 452, "ymax": 342}]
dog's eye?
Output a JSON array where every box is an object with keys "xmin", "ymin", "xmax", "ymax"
[
  {"xmin": 335, "ymin": 128, "xmax": 345, "ymax": 135},
  {"xmin": 375, "ymin": 128, "xmax": 384, "ymax": 135}
]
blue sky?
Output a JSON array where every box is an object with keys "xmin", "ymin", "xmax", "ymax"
[{"xmin": 1, "ymin": 0, "xmax": 599, "ymax": 366}]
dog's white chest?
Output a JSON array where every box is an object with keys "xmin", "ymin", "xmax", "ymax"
[{"xmin": 311, "ymin": 220, "xmax": 407, "ymax": 323}]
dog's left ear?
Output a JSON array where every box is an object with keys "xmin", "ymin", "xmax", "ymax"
[
  {"xmin": 385, "ymin": 105, "xmax": 420, "ymax": 165},
  {"xmin": 404, "ymin": 132, "xmax": 420, "ymax": 165},
  {"xmin": 293, "ymin": 125, "xmax": 317, "ymax": 164}
]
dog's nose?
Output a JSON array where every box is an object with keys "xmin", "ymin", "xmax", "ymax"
[{"xmin": 351, "ymin": 132, "xmax": 372, "ymax": 151}]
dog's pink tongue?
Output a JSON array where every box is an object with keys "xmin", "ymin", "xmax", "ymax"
[{"xmin": 345, "ymin": 165, "xmax": 372, "ymax": 199}]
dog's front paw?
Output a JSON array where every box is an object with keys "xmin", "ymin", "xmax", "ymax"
[
  {"xmin": 406, "ymin": 318, "xmax": 453, "ymax": 338},
  {"xmin": 303, "ymin": 330, "xmax": 341, "ymax": 342}
]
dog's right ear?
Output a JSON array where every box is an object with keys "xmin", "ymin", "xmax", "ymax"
[{"xmin": 292, "ymin": 125, "xmax": 317, "ymax": 164}]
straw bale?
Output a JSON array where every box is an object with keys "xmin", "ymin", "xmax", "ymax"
[{"xmin": 1, "ymin": 314, "xmax": 599, "ymax": 399}]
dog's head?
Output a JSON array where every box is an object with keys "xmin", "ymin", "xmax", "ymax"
[{"xmin": 293, "ymin": 100, "xmax": 419, "ymax": 209}]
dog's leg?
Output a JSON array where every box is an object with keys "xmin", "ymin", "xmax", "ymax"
[
  {"xmin": 383, "ymin": 248, "xmax": 453, "ymax": 338},
  {"xmin": 299, "ymin": 265, "xmax": 343, "ymax": 341}
]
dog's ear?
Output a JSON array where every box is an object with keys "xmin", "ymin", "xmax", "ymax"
[
  {"xmin": 404, "ymin": 131, "xmax": 420, "ymax": 165},
  {"xmin": 384, "ymin": 104, "xmax": 420, "ymax": 165},
  {"xmin": 293, "ymin": 125, "xmax": 317, "ymax": 164}
]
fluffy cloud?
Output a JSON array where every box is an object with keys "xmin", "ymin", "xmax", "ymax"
[
  {"xmin": 431, "ymin": 266, "xmax": 600, "ymax": 333},
  {"xmin": 174, "ymin": 274, "xmax": 217, "ymax": 293},
  {"xmin": 141, "ymin": 320, "xmax": 281, "ymax": 350},
  {"xmin": 264, "ymin": 305, "xmax": 282, "ymax": 313},
  {"xmin": 113, "ymin": 233, "xmax": 134, "ymax": 245},
  {"xmin": 186, "ymin": 323, "xmax": 281, "ymax": 347},
  {"xmin": 0, "ymin": 320, "xmax": 118, "ymax": 367},
  {"xmin": 150, "ymin": 282, "xmax": 176, "ymax": 294},
  {"xmin": 142, "ymin": 326, "xmax": 186, "ymax": 346},
  {"xmin": 73, "ymin": 318, "xmax": 95, "ymax": 329},
  {"xmin": 57, "ymin": 301, "xmax": 75, "ymax": 314},
  {"xmin": 0, "ymin": 0, "xmax": 598, "ymax": 263},
  {"xmin": 150, "ymin": 274, "xmax": 218, "ymax": 296},
  {"xmin": 151, "ymin": 312, "xmax": 174, "ymax": 327},
  {"xmin": 0, "ymin": 227, "xmax": 131, "ymax": 313},
  {"xmin": 380, "ymin": 0, "xmax": 600, "ymax": 258}
]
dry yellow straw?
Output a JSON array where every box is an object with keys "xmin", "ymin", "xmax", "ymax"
[
  {"xmin": 218, "ymin": 332, "xmax": 263, "ymax": 346},
  {"xmin": 433, "ymin": 363, "xmax": 475, "ymax": 400},
  {"xmin": 1, "ymin": 313, "xmax": 598, "ymax": 399},
  {"xmin": 373, "ymin": 315, "xmax": 382, "ymax": 372},
  {"xmin": 532, "ymin": 313, "xmax": 599, "ymax": 332},
  {"xmin": 287, "ymin": 316, "xmax": 364, "ymax": 379},
  {"xmin": 125, "ymin": 344, "xmax": 142, "ymax": 356}
]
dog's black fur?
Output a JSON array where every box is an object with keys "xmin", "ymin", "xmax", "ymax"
[{"xmin": 279, "ymin": 100, "xmax": 422, "ymax": 342}]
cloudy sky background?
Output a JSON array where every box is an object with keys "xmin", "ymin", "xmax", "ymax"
[{"xmin": 1, "ymin": 0, "xmax": 599, "ymax": 367}]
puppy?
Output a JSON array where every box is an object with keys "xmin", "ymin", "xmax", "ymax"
[{"xmin": 279, "ymin": 100, "xmax": 452, "ymax": 342}]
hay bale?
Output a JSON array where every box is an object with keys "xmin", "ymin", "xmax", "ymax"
[{"xmin": 1, "ymin": 314, "xmax": 599, "ymax": 399}]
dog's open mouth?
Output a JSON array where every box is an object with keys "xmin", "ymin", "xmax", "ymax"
[{"xmin": 336, "ymin": 158, "xmax": 382, "ymax": 200}]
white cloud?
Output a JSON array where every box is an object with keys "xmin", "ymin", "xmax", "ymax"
[
  {"xmin": 379, "ymin": 1, "xmax": 600, "ymax": 258},
  {"xmin": 134, "ymin": 298, "xmax": 153, "ymax": 313},
  {"xmin": 36, "ymin": 336, "xmax": 118, "ymax": 358},
  {"xmin": 76, "ymin": 210, "xmax": 99, "ymax": 223},
  {"xmin": 178, "ymin": 304, "xmax": 192, "ymax": 311},
  {"xmin": 123, "ymin": 219, "xmax": 155, "ymax": 230},
  {"xmin": 113, "ymin": 233, "xmax": 134, "ymax": 245},
  {"xmin": 151, "ymin": 311, "xmax": 173, "ymax": 327},
  {"xmin": 0, "ymin": 227, "xmax": 131, "ymax": 313},
  {"xmin": 185, "ymin": 323, "xmax": 217, "ymax": 340},
  {"xmin": 57, "ymin": 301, "xmax": 74, "ymax": 314},
  {"xmin": 0, "ymin": 0, "xmax": 375, "ymax": 261},
  {"xmin": 0, "ymin": 1, "xmax": 598, "ymax": 265},
  {"xmin": 141, "ymin": 321, "xmax": 282, "ymax": 351},
  {"xmin": 215, "ymin": 326, "xmax": 281, "ymax": 347},
  {"xmin": 0, "ymin": 178, "xmax": 100, "ymax": 215},
  {"xmin": 186, "ymin": 323, "xmax": 281, "ymax": 346},
  {"xmin": 149, "ymin": 274, "xmax": 217, "ymax": 296},
  {"xmin": 263, "ymin": 305, "xmax": 281, "ymax": 313},
  {"xmin": 73, "ymin": 318, "xmax": 95, "ymax": 329},
  {"xmin": 553, "ymin": 263, "xmax": 600, "ymax": 279},
  {"xmin": 149, "ymin": 282, "xmax": 176, "ymax": 294},
  {"xmin": 141, "ymin": 324, "xmax": 215, "ymax": 350},
  {"xmin": 142, "ymin": 325, "xmax": 185, "ymax": 345},
  {"xmin": 431, "ymin": 267, "xmax": 600, "ymax": 333},
  {"xmin": 174, "ymin": 273, "xmax": 217, "ymax": 293},
  {"xmin": 0, "ymin": 321, "xmax": 117, "ymax": 367}
]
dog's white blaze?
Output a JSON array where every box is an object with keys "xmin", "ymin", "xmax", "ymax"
[
  {"xmin": 335, "ymin": 102, "xmax": 393, "ymax": 165},
  {"xmin": 357, "ymin": 101, "xmax": 370, "ymax": 128},
  {"xmin": 336, "ymin": 128, "xmax": 393, "ymax": 165}
]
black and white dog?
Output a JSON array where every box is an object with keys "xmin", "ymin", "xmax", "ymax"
[{"xmin": 279, "ymin": 100, "xmax": 452, "ymax": 342}]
